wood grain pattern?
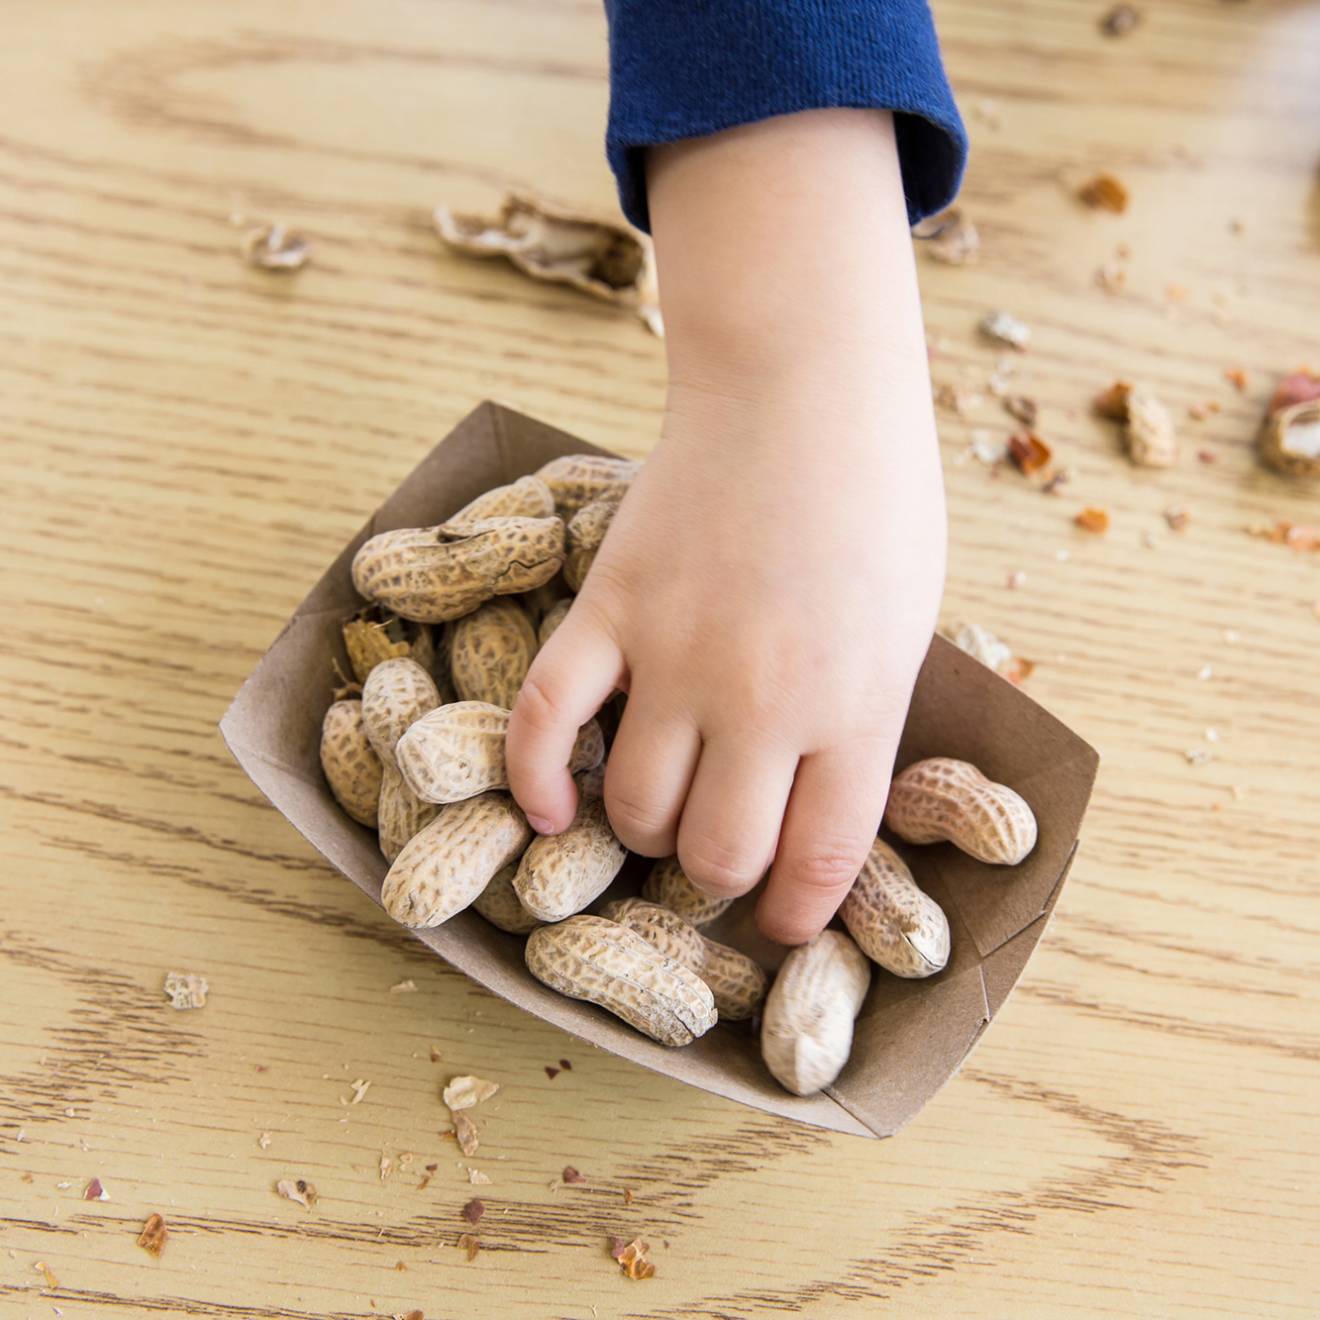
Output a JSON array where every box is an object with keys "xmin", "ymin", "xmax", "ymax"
[{"xmin": 2, "ymin": 0, "xmax": 1317, "ymax": 1315}]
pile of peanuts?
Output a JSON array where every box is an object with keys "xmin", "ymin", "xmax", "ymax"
[{"xmin": 320, "ymin": 456, "xmax": 1038, "ymax": 1096}]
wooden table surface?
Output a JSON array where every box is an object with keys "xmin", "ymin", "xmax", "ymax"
[{"xmin": 2, "ymin": 1, "xmax": 1318, "ymax": 1316}]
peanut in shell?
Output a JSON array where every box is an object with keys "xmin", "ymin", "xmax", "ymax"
[
  {"xmin": 449, "ymin": 599, "xmax": 538, "ymax": 708},
  {"xmin": 396, "ymin": 701, "xmax": 603, "ymax": 805},
  {"xmin": 884, "ymin": 757, "xmax": 1037, "ymax": 865},
  {"xmin": 381, "ymin": 792, "xmax": 533, "ymax": 927},
  {"xmin": 319, "ymin": 699, "xmax": 383, "ymax": 827},
  {"xmin": 641, "ymin": 856, "xmax": 733, "ymax": 928},
  {"xmin": 352, "ymin": 515, "xmax": 565, "ymax": 624},
  {"xmin": 760, "ymin": 930, "xmax": 871, "ymax": 1096},
  {"xmin": 513, "ymin": 796, "xmax": 626, "ymax": 922},
  {"xmin": 525, "ymin": 915, "xmax": 717, "ymax": 1046},
  {"xmin": 838, "ymin": 838, "xmax": 950, "ymax": 977},
  {"xmin": 600, "ymin": 898, "xmax": 767, "ymax": 1020},
  {"xmin": 535, "ymin": 453, "xmax": 638, "ymax": 519}
]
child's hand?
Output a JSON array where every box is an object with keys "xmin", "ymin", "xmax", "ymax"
[{"xmin": 506, "ymin": 109, "xmax": 946, "ymax": 943}]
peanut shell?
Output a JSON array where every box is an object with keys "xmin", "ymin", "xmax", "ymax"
[
  {"xmin": 449, "ymin": 599, "xmax": 538, "ymax": 708},
  {"xmin": 884, "ymin": 757, "xmax": 1037, "ymax": 865},
  {"xmin": 1124, "ymin": 386, "xmax": 1178, "ymax": 467},
  {"xmin": 601, "ymin": 898, "xmax": 767, "ymax": 1020},
  {"xmin": 600, "ymin": 897, "xmax": 704, "ymax": 963},
  {"xmin": 760, "ymin": 930, "xmax": 871, "ymax": 1096},
  {"xmin": 537, "ymin": 597, "xmax": 572, "ymax": 646},
  {"xmin": 381, "ymin": 792, "xmax": 533, "ymax": 927},
  {"xmin": 1259, "ymin": 399, "xmax": 1320, "ymax": 478},
  {"xmin": 360, "ymin": 658, "xmax": 441, "ymax": 767},
  {"xmin": 574, "ymin": 762, "xmax": 606, "ymax": 800},
  {"xmin": 342, "ymin": 606, "xmax": 435, "ymax": 686},
  {"xmin": 564, "ymin": 490, "xmax": 622, "ymax": 592},
  {"xmin": 524, "ymin": 915, "xmax": 717, "ymax": 1046},
  {"xmin": 946, "ymin": 621, "xmax": 1011, "ymax": 675},
  {"xmin": 319, "ymin": 699, "xmax": 383, "ymax": 827},
  {"xmin": 521, "ymin": 577, "xmax": 570, "ymax": 628},
  {"xmin": 472, "ymin": 863, "xmax": 542, "ymax": 935},
  {"xmin": 433, "ymin": 191, "xmax": 662, "ymax": 337},
  {"xmin": 514, "ymin": 796, "xmax": 626, "ymax": 922},
  {"xmin": 352, "ymin": 516, "xmax": 565, "ymax": 624},
  {"xmin": 838, "ymin": 838, "xmax": 950, "ymax": 978},
  {"xmin": 397, "ymin": 701, "xmax": 604, "ymax": 804},
  {"xmin": 450, "ymin": 474, "xmax": 555, "ymax": 523},
  {"xmin": 535, "ymin": 453, "xmax": 638, "ymax": 519},
  {"xmin": 377, "ymin": 764, "xmax": 441, "ymax": 862},
  {"xmin": 641, "ymin": 856, "xmax": 733, "ymax": 928}
]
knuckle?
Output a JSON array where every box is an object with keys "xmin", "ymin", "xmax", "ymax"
[
  {"xmin": 604, "ymin": 788, "xmax": 676, "ymax": 851},
  {"xmin": 679, "ymin": 836, "xmax": 764, "ymax": 897},
  {"xmin": 757, "ymin": 910, "xmax": 821, "ymax": 947},
  {"xmin": 512, "ymin": 669, "xmax": 565, "ymax": 734},
  {"xmin": 786, "ymin": 841, "xmax": 868, "ymax": 896}
]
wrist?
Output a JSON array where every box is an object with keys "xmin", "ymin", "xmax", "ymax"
[{"xmin": 647, "ymin": 110, "xmax": 929, "ymax": 394}]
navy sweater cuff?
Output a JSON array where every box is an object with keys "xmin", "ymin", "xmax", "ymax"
[{"xmin": 604, "ymin": 0, "xmax": 967, "ymax": 233}]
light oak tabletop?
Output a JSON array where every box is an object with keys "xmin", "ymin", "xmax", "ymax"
[{"xmin": 1, "ymin": 1, "xmax": 1317, "ymax": 1316}]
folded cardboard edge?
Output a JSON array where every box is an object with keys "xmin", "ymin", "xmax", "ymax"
[
  {"xmin": 488, "ymin": 400, "xmax": 620, "ymax": 479},
  {"xmin": 959, "ymin": 743, "xmax": 1097, "ymax": 964},
  {"xmin": 981, "ymin": 839, "xmax": 1079, "ymax": 1018},
  {"xmin": 829, "ymin": 841, "xmax": 1078, "ymax": 1138},
  {"xmin": 906, "ymin": 637, "xmax": 1100, "ymax": 961}
]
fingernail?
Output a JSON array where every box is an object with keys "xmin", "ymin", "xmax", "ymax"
[{"xmin": 527, "ymin": 815, "xmax": 555, "ymax": 835}]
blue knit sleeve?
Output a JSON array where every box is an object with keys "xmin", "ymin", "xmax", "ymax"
[{"xmin": 604, "ymin": 0, "xmax": 967, "ymax": 232}]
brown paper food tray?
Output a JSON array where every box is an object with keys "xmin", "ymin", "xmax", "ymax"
[{"xmin": 220, "ymin": 402, "xmax": 1099, "ymax": 1138}]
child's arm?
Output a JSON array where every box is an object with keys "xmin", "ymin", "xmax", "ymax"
[{"xmin": 506, "ymin": 107, "xmax": 946, "ymax": 943}]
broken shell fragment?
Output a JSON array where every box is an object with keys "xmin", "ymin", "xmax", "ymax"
[
  {"xmin": 1094, "ymin": 381, "xmax": 1178, "ymax": 467},
  {"xmin": 979, "ymin": 310, "xmax": 1031, "ymax": 350},
  {"xmin": 241, "ymin": 223, "xmax": 311, "ymax": 271},
  {"xmin": 1259, "ymin": 370, "xmax": 1320, "ymax": 477},
  {"xmin": 434, "ymin": 191, "xmax": 662, "ymax": 336},
  {"xmin": 914, "ymin": 208, "xmax": 980, "ymax": 265}
]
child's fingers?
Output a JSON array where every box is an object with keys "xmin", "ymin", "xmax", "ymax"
[
  {"xmin": 754, "ymin": 742, "xmax": 890, "ymax": 945},
  {"xmin": 506, "ymin": 614, "xmax": 625, "ymax": 834},
  {"xmin": 675, "ymin": 735, "xmax": 796, "ymax": 899},
  {"xmin": 603, "ymin": 692, "xmax": 701, "ymax": 856}
]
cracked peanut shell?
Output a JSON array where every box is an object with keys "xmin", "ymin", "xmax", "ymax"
[
  {"xmin": 381, "ymin": 792, "xmax": 533, "ymax": 927},
  {"xmin": 433, "ymin": 191, "xmax": 662, "ymax": 337},
  {"xmin": 884, "ymin": 757, "xmax": 1037, "ymax": 865},
  {"xmin": 525, "ymin": 915, "xmax": 717, "ymax": 1046},
  {"xmin": 342, "ymin": 605, "xmax": 435, "ymax": 686},
  {"xmin": 761, "ymin": 930, "xmax": 871, "ymax": 1096},
  {"xmin": 838, "ymin": 838, "xmax": 950, "ymax": 978},
  {"xmin": 396, "ymin": 701, "xmax": 604, "ymax": 805},
  {"xmin": 1259, "ymin": 399, "xmax": 1320, "ymax": 478},
  {"xmin": 352, "ymin": 515, "xmax": 565, "ymax": 624}
]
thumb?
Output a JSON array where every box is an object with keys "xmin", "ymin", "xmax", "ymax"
[{"xmin": 506, "ymin": 603, "xmax": 624, "ymax": 833}]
